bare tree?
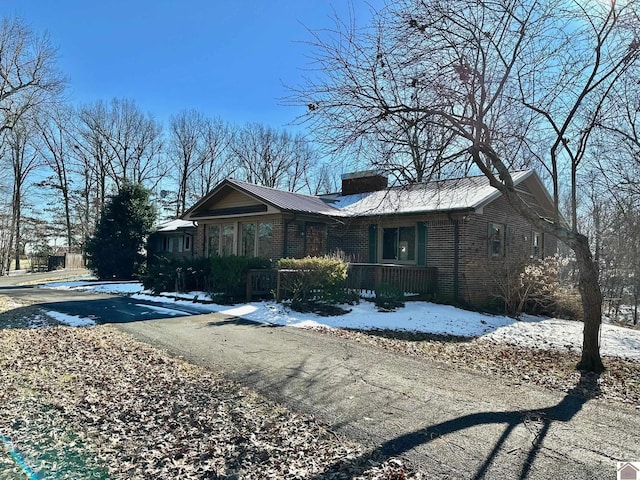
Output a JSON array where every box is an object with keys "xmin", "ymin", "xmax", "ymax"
[
  {"xmin": 295, "ymin": 0, "xmax": 640, "ymax": 371},
  {"xmin": 229, "ymin": 123, "xmax": 318, "ymax": 192},
  {"xmin": 169, "ymin": 109, "xmax": 202, "ymax": 216},
  {"xmin": 75, "ymin": 101, "xmax": 120, "ymax": 225},
  {"xmin": 77, "ymin": 99, "xmax": 165, "ymax": 192},
  {"xmin": 34, "ymin": 106, "xmax": 76, "ymax": 251},
  {"xmin": 0, "ymin": 17, "xmax": 64, "ymax": 138},
  {"xmin": 189, "ymin": 117, "xmax": 233, "ymax": 202},
  {"xmin": 3, "ymin": 117, "xmax": 41, "ymax": 271}
]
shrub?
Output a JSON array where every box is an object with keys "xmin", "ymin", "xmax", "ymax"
[
  {"xmin": 277, "ymin": 256, "xmax": 349, "ymax": 310},
  {"xmin": 490, "ymin": 255, "xmax": 575, "ymax": 317},
  {"xmin": 374, "ymin": 283, "xmax": 405, "ymax": 311},
  {"xmin": 141, "ymin": 257, "xmax": 209, "ymax": 294},
  {"xmin": 209, "ymin": 256, "xmax": 272, "ymax": 303},
  {"xmin": 142, "ymin": 256, "xmax": 271, "ymax": 300}
]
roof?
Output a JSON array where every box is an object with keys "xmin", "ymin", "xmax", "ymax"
[
  {"xmin": 155, "ymin": 219, "xmax": 196, "ymax": 232},
  {"xmin": 183, "ymin": 170, "xmax": 550, "ymax": 220},
  {"xmin": 327, "ymin": 170, "xmax": 534, "ymax": 217},
  {"xmin": 183, "ymin": 178, "xmax": 341, "ymax": 219}
]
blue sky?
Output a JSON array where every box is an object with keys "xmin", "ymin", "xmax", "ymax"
[{"xmin": 3, "ymin": 0, "xmax": 382, "ymax": 128}]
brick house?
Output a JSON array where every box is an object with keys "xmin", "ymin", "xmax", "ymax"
[{"xmin": 180, "ymin": 170, "xmax": 557, "ymax": 307}]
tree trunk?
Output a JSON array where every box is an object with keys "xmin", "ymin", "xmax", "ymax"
[{"xmin": 573, "ymin": 234, "xmax": 605, "ymax": 372}]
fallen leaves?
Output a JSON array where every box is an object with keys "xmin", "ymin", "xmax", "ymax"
[{"xmin": 0, "ymin": 326, "xmax": 425, "ymax": 479}]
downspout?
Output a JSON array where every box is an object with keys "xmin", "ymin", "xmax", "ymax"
[{"xmin": 453, "ymin": 219, "xmax": 460, "ymax": 304}]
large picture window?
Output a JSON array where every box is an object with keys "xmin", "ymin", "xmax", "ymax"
[
  {"xmin": 208, "ymin": 221, "xmax": 273, "ymax": 257},
  {"xmin": 221, "ymin": 224, "xmax": 235, "ymax": 256},
  {"xmin": 382, "ymin": 226, "xmax": 416, "ymax": 262},
  {"xmin": 207, "ymin": 225, "xmax": 220, "ymax": 256}
]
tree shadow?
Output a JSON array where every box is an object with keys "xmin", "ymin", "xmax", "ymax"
[{"xmin": 313, "ymin": 371, "xmax": 601, "ymax": 479}]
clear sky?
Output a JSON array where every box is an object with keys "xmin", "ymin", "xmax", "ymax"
[{"xmin": 3, "ymin": 0, "xmax": 382, "ymax": 129}]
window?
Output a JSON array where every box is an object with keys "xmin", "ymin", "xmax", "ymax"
[
  {"xmin": 207, "ymin": 225, "xmax": 220, "ymax": 256},
  {"xmin": 531, "ymin": 231, "xmax": 542, "ymax": 258},
  {"xmin": 207, "ymin": 221, "xmax": 273, "ymax": 257},
  {"xmin": 162, "ymin": 236, "xmax": 174, "ymax": 252},
  {"xmin": 489, "ymin": 223, "xmax": 505, "ymax": 257},
  {"xmin": 241, "ymin": 223, "xmax": 256, "ymax": 256},
  {"xmin": 382, "ymin": 226, "xmax": 416, "ymax": 262},
  {"xmin": 221, "ymin": 224, "xmax": 235, "ymax": 256},
  {"xmin": 258, "ymin": 222, "xmax": 273, "ymax": 257},
  {"xmin": 177, "ymin": 235, "xmax": 191, "ymax": 252}
]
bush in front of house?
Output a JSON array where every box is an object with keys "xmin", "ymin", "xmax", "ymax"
[
  {"xmin": 277, "ymin": 256, "xmax": 351, "ymax": 313},
  {"xmin": 208, "ymin": 255, "xmax": 272, "ymax": 303},
  {"xmin": 141, "ymin": 256, "xmax": 210, "ymax": 294},
  {"xmin": 142, "ymin": 256, "xmax": 271, "ymax": 300},
  {"xmin": 373, "ymin": 283, "xmax": 405, "ymax": 311},
  {"xmin": 490, "ymin": 254, "xmax": 580, "ymax": 318}
]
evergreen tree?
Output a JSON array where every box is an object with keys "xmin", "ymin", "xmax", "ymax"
[{"xmin": 85, "ymin": 183, "xmax": 156, "ymax": 279}]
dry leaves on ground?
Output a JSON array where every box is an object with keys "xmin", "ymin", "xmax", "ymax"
[{"xmin": 0, "ymin": 324, "xmax": 425, "ymax": 479}]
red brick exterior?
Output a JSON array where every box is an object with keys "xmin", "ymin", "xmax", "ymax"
[
  {"xmin": 326, "ymin": 195, "xmax": 557, "ymax": 307},
  {"xmin": 181, "ymin": 176, "xmax": 557, "ymax": 309}
]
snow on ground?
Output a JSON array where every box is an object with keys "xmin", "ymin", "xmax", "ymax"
[
  {"xmin": 44, "ymin": 310, "xmax": 95, "ymax": 327},
  {"xmin": 39, "ymin": 280, "xmax": 640, "ymax": 361}
]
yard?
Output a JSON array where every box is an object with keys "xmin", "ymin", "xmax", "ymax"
[
  {"xmin": 2, "ymin": 280, "xmax": 640, "ymax": 478},
  {"xmin": 0, "ymin": 297, "xmax": 418, "ymax": 479}
]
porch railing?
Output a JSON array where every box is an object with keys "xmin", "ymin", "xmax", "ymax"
[
  {"xmin": 346, "ymin": 263, "xmax": 438, "ymax": 295},
  {"xmin": 246, "ymin": 269, "xmax": 278, "ymax": 301},
  {"xmin": 246, "ymin": 264, "xmax": 438, "ymax": 301}
]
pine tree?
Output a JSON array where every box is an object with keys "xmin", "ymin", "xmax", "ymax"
[{"xmin": 85, "ymin": 183, "xmax": 156, "ymax": 279}]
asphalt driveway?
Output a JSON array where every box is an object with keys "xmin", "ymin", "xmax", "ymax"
[
  {"xmin": 1, "ymin": 270, "xmax": 637, "ymax": 479},
  {"xmin": 116, "ymin": 312, "xmax": 639, "ymax": 480}
]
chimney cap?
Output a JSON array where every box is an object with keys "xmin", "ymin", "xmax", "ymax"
[{"xmin": 340, "ymin": 169, "xmax": 385, "ymax": 181}]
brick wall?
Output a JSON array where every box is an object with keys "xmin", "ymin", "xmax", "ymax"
[
  {"xmin": 458, "ymin": 195, "xmax": 558, "ymax": 306},
  {"xmin": 328, "ymin": 219, "xmax": 370, "ymax": 262}
]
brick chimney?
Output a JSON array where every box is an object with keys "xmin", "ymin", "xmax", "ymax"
[{"xmin": 341, "ymin": 170, "xmax": 388, "ymax": 195}]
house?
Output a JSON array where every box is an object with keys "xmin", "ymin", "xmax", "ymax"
[
  {"xmin": 181, "ymin": 170, "xmax": 557, "ymax": 307},
  {"xmin": 147, "ymin": 219, "xmax": 197, "ymax": 261}
]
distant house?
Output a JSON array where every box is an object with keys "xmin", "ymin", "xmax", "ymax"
[
  {"xmin": 147, "ymin": 219, "xmax": 197, "ymax": 262},
  {"xmin": 181, "ymin": 170, "xmax": 557, "ymax": 307}
]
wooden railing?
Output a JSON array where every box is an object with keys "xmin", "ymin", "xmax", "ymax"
[
  {"xmin": 246, "ymin": 264, "xmax": 438, "ymax": 301},
  {"xmin": 246, "ymin": 269, "xmax": 278, "ymax": 301},
  {"xmin": 346, "ymin": 263, "xmax": 437, "ymax": 295}
]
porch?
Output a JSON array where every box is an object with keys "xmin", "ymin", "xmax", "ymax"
[{"xmin": 246, "ymin": 263, "xmax": 438, "ymax": 301}]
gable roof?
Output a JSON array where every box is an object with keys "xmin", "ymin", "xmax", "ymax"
[
  {"xmin": 154, "ymin": 219, "xmax": 197, "ymax": 232},
  {"xmin": 182, "ymin": 178, "xmax": 340, "ymax": 220},
  {"xmin": 326, "ymin": 170, "xmax": 539, "ymax": 217},
  {"xmin": 183, "ymin": 170, "xmax": 554, "ymax": 220}
]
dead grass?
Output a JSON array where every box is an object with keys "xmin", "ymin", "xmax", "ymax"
[{"xmin": 0, "ymin": 321, "xmax": 423, "ymax": 479}]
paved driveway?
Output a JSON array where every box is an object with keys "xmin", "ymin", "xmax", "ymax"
[
  {"xmin": 116, "ymin": 313, "xmax": 640, "ymax": 480},
  {"xmin": 1, "ymin": 271, "xmax": 637, "ymax": 479}
]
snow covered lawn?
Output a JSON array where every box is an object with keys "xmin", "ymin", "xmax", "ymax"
[{"xmin": 41, "ymin": 280, "xmax": 640, "ymax": 361}]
